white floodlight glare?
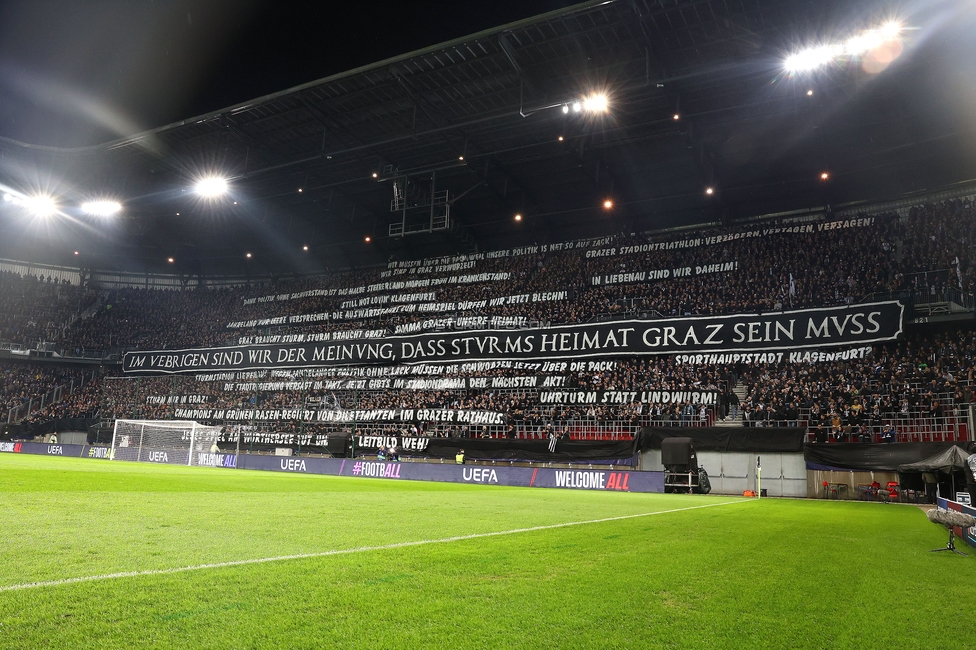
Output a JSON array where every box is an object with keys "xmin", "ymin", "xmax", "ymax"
[
  {"xmin": 785, "ymin": 21, "xmax": 904, "ymax": 73},
  {"xmin": 23, "ymin": 195, "xmax": 57, "ymax": 217},
  {"xmin": 194, "ymin": 176, "xmax": 229, "ymax": 198},
  {"xmin": 880, "ymin": 21, "xmax": 902, "ymax": 39},
  {"xmin": 562, "ymin": 105, "xmax": 570, "ymax": 114},
  {"xmin": 82, "ymin": 200, "xmax": 122, "ymax": 216},
  {"xmin": 571, "ymin": 102, "xmax": 582, "ymax": 113},
  {"xmin": 785, "ymin": 44, "xmax": 841, "ymax": 72},
  {"xmin": 844, "ymin": 31, "xmax": 883, "ymax": 56},
  {"xmin": 582, "ymin": 94, "xmax": 608, "ymax": 112}
]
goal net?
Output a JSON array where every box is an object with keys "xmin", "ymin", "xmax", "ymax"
[{"xmin": 110, "ymin": 420, "xmax": 223, "ymax": 467}]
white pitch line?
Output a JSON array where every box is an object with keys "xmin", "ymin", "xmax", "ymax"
[{"xmin": 0, "ymin": 499, "xmax": 749, "ymax": 593}]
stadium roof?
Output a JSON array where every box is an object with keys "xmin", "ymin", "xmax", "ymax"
[{"xmin": 1, "ymin": 0, "xmax": 975, "ymax": 278}]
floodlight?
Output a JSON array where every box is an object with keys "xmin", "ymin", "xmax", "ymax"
[
  {"xmin": 807, "ymin": 89, "xmax": 814, "ymax": 96},
  {"xmin": 24, "ymin": 195, "xmax": 57, "ymax": 216},
  {"xmin": 844, "ymin": 31, "xmax": 882, "ymax": 56},
  {"xmin": 74, "ymin": 251, "xmax": 79, "ymax": 256},
  {"xmin": 246, "ymin": 253, "xmax": 252, "ymax": 258},
  {"xmin": 303, "ymin": 245, "xmax": 309, "ymax": 251},
  {"xmin": 168, "ymin": 257, "xmax": 175, "ymax": 263},
  {"xmin": 705, "ymin": 187, "xmax": 715, "ymax": 195},
  {"xmin": 785, "ymin": 44, "xmax": 840, "ymax": 72},
  {"xmin": 562, "ymin": 105, "xmax": 570, "ymax": 114},
  {"xmin": 557, "ymin": 136, "xmax": 564, "ymax": 141},
  {"xmin": 603, "ymin": 199, "xmax": 613, "ymax": 209},
  {"xmin": 514, "ymin": 214, "xmax": 522, "ymax": 221},
  {"xmin": 821, "ymin": 172, "xmax": 830, "ymax": 180},
  {"xmin": 788, "ymin": 21, "xmax": 906, "ymax": 72},
  {"xmin": 194, "ymin": 177, "xmax": 228, "ymax": 197},
  {"xmin": 365, "ymin": 236, "xmax": 371, "ymax": 242},
  {"xmin": 2, "ymin": 194, "xmax": 10, "ymax": 202},
  {"xmin": 572, "ymin": 102, "xmax": 581, "ymax": 113},
  {"xmin": 82, "ymin": 200, "xmax": 122, "ymax": 216},
  {"xmin": 582, "ymin": 94, "xmax": 608, "ymax": 112},
  {"xmin": 673, "ymin": 114, "xmax": 680, "ymax": 120},
  {"xmin": 880, "ymin": 22, "xmax": 902, "ymax": 39},
  {"xmin": 372, "ymin": 172, "xmax": 378, "ymax": 178}
]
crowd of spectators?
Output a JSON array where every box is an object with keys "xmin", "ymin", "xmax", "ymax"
[
  {"xmin": 0, "ymin": 360, "xmax": 103, "ymax": 421},
  {"xmin": 740, "ymin": 329, "xmax": 972, "ymax": 441},
  {"xmin": 88, "ymin": 325, "xmax": 969, "ymax": 442},
  {"xmin": 4, "ymin": 202, "xmax": 973, "ymax": 353},
  {"xmin": 2, "ymin": 198, "xmax": 975, "ymax": 443},
  {"xmin": 0, "ymin": 271, "xmax": 93, "ymax": 344}
]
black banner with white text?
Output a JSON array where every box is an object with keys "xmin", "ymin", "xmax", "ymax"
[{"xmin": 123, "ymin": 301, "xmax": 903, "ymax": 374}]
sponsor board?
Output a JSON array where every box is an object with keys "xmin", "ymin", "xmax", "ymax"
[
  {"xmin": 1, "ymin": 440, "xmax": 664, "ymax": 493},
  {"xmin": 196, "ymin": 453, "xmax": 238, "ymax": 468},
  {"xmin": 239, "ymin": 455, "xmax": 662, "ymax": 492},
  {"xmin": 0, "ymin": 442, "xmax": 87, "ymax": 456}
]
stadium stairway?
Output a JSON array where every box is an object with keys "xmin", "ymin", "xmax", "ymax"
[{"xmin": 714, "ymin": 383, "xmax": 748, "ymax": 427}]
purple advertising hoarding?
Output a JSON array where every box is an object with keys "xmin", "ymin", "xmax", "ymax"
[
  {"xmin": 238, "ymin": 454, "xmax": 664, "ymax": 493},
  {"xmin": 1, "ymin": 440, "xmax": 664, "ymax": 493}
]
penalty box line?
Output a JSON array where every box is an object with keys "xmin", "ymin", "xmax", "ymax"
[{"xmin": 0, "ymin": 499, "xmax": 750, "ymax": 593}]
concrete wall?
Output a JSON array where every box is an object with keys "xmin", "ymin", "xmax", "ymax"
[{"xmin": 640, "ymin": 449, "xmax": 807, "ymax": 497}]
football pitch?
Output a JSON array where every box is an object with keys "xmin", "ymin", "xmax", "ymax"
[{"xmin": 0, "ymin": 454, "xmax": 970, "ymax": 649}]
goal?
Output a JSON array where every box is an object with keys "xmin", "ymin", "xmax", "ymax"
[{"xmin": 110, "ymin": 420, "xmax": 223, "ymax": 467}]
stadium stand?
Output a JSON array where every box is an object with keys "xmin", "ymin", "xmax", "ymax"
[{"xmin": 1, "ymin": 198, "xmax": 975, "ymax": 449}]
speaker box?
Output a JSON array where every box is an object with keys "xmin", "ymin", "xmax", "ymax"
[
  {"xmin": 661, "ymin": 437, "xmax": 694, "ymax": 466},
  {"xmin": 326, "ymin": 434, "xmax": 350, "ymax": 457}
]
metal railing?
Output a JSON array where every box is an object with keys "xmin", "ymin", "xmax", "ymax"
[{"xmin": 784, "ymin": 411, "xmax": 968, "ymax": 443}]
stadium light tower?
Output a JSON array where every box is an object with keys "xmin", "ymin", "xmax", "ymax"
[{"xmin": 194, "ymin": 176, "xmax": 229, "ymax": 198}]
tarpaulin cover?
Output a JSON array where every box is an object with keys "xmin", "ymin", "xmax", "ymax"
[
  {"xmin": 803, "ymin": 442, "xmax": 967, "ymax": 472},
  {"xmin": 898, "ymin": 445, "xmax": 972, "ymax": 473},
  {"xmin": 639, "ymin": 427, "xmax": 805, "ymax": 453},
  {"xmin": 2, "ymin": 418, "xmax": 98, "ymax": 439}
]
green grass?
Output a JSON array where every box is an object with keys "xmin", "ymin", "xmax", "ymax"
[{"xmin": 0, "ymin": 454, "xmax": 970, "ymax": 649}]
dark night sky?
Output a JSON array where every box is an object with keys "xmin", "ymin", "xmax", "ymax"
[{"xmin": 0, "ymin": 0, "xmax": 577, "ymax": 148}]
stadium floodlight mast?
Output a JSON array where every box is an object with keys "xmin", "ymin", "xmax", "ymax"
[{"xmin": 81, "ymin": 200, "xmax": 122, "ymax": 216}]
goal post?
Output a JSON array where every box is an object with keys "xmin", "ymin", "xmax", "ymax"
[{"xmin": 110, "ymin": 420, "xmax": 223, "ymax": 467}]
